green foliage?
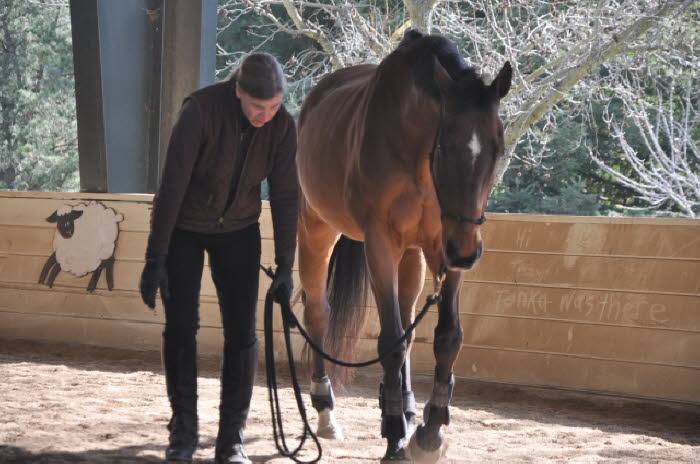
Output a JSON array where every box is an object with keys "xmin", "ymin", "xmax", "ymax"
[
  {"xmin": 489, "ymin": 106, "xmax": 609, "ymax": 216},
  {"xmin": 0, "ymin": 0, "xmax": 78, "ymax": 191}
]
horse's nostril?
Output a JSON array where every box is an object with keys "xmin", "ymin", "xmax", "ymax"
[
  {"xmin": 444, "ymin": 243, "xmax": 483, "ymax": 269},
  {"xmin": 445, "ymin": 240, "xmax": 458, "ymax": 261}
]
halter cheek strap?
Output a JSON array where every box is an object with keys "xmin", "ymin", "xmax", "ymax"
[{"xmin": 429, "ymin": 99, "xmax": 486, "ymax": 227}]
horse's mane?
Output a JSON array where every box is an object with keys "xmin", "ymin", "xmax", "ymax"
[{"xmin": 397, "ymin": 30, "xmax": 491, "ymax": 107}]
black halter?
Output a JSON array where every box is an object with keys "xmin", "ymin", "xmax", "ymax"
[
  {"xmin": 441, "ymin": 211, "xmax": 487, "ymax": 225},
  {"xmin": 428, "ymin": 100, "xmax": 487, "ymax": 226}
]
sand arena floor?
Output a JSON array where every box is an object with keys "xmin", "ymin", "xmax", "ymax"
[{"xmin": 0, "ymin": 338, "xmax": 698, "ymax": 463}]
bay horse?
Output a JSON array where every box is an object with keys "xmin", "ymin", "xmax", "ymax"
[{"xmin": 296, "ymin": 30, "xmax": 511, "ymax": 463}]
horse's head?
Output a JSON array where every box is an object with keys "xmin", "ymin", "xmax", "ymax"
[{"xmin": 430, "ymin": 58, "xmax": 512, "ymax": 270}]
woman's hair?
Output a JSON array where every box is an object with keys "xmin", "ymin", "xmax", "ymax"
[{"xmin": 230, "ymin": 53, "xmax": 286, "ymax": 100}]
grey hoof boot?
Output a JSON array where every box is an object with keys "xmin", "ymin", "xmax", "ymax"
[{"xmin": 408, "ymin": 424, "xmax": 448, "ymax": 464}]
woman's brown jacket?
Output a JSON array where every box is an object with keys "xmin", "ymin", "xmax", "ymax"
[{"xmin": 146, "ymin": 78, "xmax": 298, "ymax": 268}]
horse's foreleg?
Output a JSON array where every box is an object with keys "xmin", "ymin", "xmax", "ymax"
[
  {"xmin": 365, "ymin": 230, "xmax": 409, "ymax": 463},
  {"xmin": 410, "ymin": 269, "xmax": 463, "ymax": 463},
  {"xmin": 397, "ymin": 248, "xmax": 426, "ymax": 440},
  {"xmin": 298, "ymin": 204, "xmax": 342, "ymax": 439}
]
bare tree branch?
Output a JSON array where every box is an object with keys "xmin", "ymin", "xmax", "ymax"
[{"xmin": 217, "ymin": 0, "xmax": 697, "ymax": 215}]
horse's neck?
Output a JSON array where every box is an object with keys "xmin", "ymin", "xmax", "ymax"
[{"xmin": 368, "ymin": 60, "xmax": 441, "ymax": 169}]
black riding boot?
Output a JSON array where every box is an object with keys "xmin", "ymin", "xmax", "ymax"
[
  {"xmin": 215, "ymin": 340, "xmax": 258, "ymax": 464},
  {"xmin": 162, "ymin": 334, "xmax": 199, "ymax": 462}
]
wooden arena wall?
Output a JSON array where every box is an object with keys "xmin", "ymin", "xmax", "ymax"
[{"xmin": 0, "ymin": 191, "xmax": 698, "ymax": 403}]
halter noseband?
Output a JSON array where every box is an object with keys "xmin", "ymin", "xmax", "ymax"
[
  {"xmin": 429, "ymin": 99, "xmax": 487, "ymax": 227},
  {"xmin": 441, "ymin": 212, "xmax": 486, "ymax": 225}
]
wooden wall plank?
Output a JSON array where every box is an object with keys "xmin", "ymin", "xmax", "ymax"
[
  {"xmin": 467, "ymin": 252, "xmax": 699, "ymax": 295},
  {"xmin": 0, "ymin": 226, "xmax": 278, "ymax": 264},
  {"xmin": 0, "ymin": 195, "xmax": 274, "ymax": 237},
  {"xmin": 450, "ymin": 283, "xmax": 699, "ymax": 332},
  {"xmin": 0, "ymin": 247, "xmax": 280, "ymax": 296},
  {"xmin": 448, "ymin": 346, "xmax": 700, "ymax": 404},
  {"xmin": 482, "ymin": 220, "xmax": 700, "ymax": 259},
  {"xmin": 0, "ymin": 286, "xmax": 297, "ymax": 333},
  {"xmin": 0, "ymin": 311, "xmax": 306, "ymax": 366}
]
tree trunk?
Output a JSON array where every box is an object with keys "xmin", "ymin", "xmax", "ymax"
[{"xmin": 403, "ymin": 0, "xmax": 439, "ymax": 32}]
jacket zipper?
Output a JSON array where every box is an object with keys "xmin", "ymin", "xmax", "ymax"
[{"xmin": 219, "ymin": 128, "xmax": 256, "ymax": 227}]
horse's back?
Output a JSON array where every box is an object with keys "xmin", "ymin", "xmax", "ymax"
[
  {"xmin": 296, "ymin": 64, "xmax": 378, "ymax": 239},
  {"xmin": 299, "ymin": 64, "xmax": 377, "ymax": 129}
]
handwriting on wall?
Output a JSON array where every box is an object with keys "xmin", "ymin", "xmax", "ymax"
[{"xmin": 493, "ymin": 289, "xmax": 670, "ymax": 327}]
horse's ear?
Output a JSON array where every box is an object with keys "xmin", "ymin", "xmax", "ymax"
[
  {"xmin": 490, "ymin": 61, "xmax": 512, "ymax": 100},
  {"xmin": 433, "ymin": 57, "xmax": 453, "ymax": 95},
  {"xmin": 402, "ymin": 29, "xmax": 424, "ymax": 44}
]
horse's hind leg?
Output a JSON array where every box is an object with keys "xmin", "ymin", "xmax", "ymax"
[
  {"xmin": 409, "ymin": 269, "xmax": 464, "ymax": 463},
  {"xmin": 397, "ymin": 248, "xmax": 426, "ymax": 440},
  {"xmin": 297, "ymin": 200, "xmax": 342, "ymax": 439}
]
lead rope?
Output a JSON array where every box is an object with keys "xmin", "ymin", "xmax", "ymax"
[
  {"xmin": 261, "ymin": 264, "xmax": 447, "ymax": 462},
  {"xmin": 263, "ymin": 278, "xmax": 321, "ymax": 463}
]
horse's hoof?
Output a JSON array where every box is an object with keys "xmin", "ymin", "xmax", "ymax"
[
  {"xmin": 407, "ymin": 424, "xmax": 447, "ymax": 464},
  {"xmin": 317, "ymin": 423, "xmax": 344, "ymax": 440},
  {"xmin": 317, "ymin": 408, "xmax": 344, "ymax": 440}
]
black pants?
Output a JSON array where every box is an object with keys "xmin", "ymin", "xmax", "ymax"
[{"xmin": 162, "ymin": 223, "xmax": 261, "ymax": 350}]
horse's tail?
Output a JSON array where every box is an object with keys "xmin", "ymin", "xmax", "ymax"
[{"xmin": 325, "ymin": 235, "xmax": 370, "ymax": 385}]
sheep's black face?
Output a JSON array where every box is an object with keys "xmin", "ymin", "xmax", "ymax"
[
  {"xmin": 46, "ymin": 209, "xmax": 83, "ymax": 239},
  {"xmin": 58, "ymin": 220, "xmax": 75, "ymax": 239}
]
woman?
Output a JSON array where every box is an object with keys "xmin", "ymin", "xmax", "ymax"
[{"xmin": 140, "ymin": 53, "xmax": 297, "ymax": 463}]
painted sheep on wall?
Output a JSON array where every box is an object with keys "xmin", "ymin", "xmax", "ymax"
[{"xmin": 38, "ymin": 201, "xmax": 124, "ymax": 292}]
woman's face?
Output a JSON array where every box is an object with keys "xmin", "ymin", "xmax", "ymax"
[{"xmin": 236, "ymin": 82, "xmax": 283, "ymax": 128}]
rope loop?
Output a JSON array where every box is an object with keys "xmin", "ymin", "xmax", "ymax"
[{"xmin": 261, "ymin": 264, "xmax": 446, "ymax": 462}]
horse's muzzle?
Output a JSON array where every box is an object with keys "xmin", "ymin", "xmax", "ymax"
[{"xmin": 444, "ymin": 241, "xmax": 483, "ymax": 270}]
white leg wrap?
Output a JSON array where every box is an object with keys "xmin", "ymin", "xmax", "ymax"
[{"xmin": 317, "ymin": 407, "xmax": 344, "ymax": 440}]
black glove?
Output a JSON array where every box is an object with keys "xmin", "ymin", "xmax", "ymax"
[
  {"xmin": 139, "ymin": 255, "xmax": 170, "ymax": 309},
  {"xmin": 269, "ymin": 264, "xmax": 293, "ymax": 303}
]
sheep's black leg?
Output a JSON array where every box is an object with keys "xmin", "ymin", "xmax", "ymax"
[
  {"xmin": 38, "ymin": 253, "xmax": 57, "ymax": 285},
  {"xmin": 104, "ymin": 256, "xmax": 116, "ymax": 290},
  {"xmin": 87, "ymin": 262, "xmax": 104, "ymax": 293},
  {"xmin": 47, "ymin": 262, "xmax": 61, "ymax": 288}
]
